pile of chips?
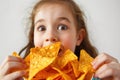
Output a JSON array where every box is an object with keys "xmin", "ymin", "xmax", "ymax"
[{"xmin": 13, "ymin": 42, "xmax": 95, "ymax": 80}]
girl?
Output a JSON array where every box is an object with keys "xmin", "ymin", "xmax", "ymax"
[{"xmin": 0, "ymin": 0, "xmax": 120, "ymax": 80}]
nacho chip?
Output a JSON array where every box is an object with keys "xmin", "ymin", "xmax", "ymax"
[
  {"xmin": 70, "ymin": 60, "xmax": 80, "ymax": 78},
  {"xmin": 52, "ymin": 67, "xmax": 72, "ymax": 80},
  {"xmin": 52, "ymin": 50, "xmax": 78, "ymax": 69},
  {"xmin": 12, "ymin": 52, "xmax": 20, "ymax": 57},
  {"xmin": 12, "ymin": 43, "xmax": 95, "ymax": 80},
  {"xmin": 78, "ymin": 49, "xmax": 95, "ymax": 80},
  {"xmin": 28, "ymin": 42, "xmax": 61, "ymax": 80}
]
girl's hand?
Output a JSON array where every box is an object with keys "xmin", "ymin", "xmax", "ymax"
[
  {"xmin": 92, "ymin": 53, "xmax": 120, "ymax": 80},
  {"xmin": 0, "ymin": 56, "xmax": 27, "ymax": 80}
]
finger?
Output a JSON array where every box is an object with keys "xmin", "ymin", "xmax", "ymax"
[
  {"xmin": 2, "ymin": 70, "xmax": 26, "ymax": 80},
  {"xmin": 95, "ymin": 63, "xmax": 113, "ymax": 78},
  {"xmin": 0, "ymin": 61, "xmax": 27, "ymax": 76},
  {"xmin": 101, "ymin": 77, "xmax": 113, "ymax": 80},
  {"xmin": 92, "ymin": 53, "xmax": 118, "ymax": 69},
  {"xmin": 97, "ymin": 68, "xmax": 113, "ymax": 80},
  {"xmin": 95, "ymin": 62, "xmax": 120, "ymax": 79},
  {"xmin": 0, "ymin": 56, "xmax": 25, "ymax": 69},
  {"xmin": 15, "ymin": 77, "xmax": 24, "ymax": 80}
]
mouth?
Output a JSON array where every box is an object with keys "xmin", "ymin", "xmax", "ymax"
[
  {"xmin": 58, "ymin": 49, "xmax": 62, "ymax": 55},
  {"xmin": 58, "ymin": 46, "xmax": 64, "ymax": 56}
]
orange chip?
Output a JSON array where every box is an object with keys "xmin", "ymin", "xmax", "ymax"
[
  {"xmin": 47, "ymin": 73, "xmax": 61, "ymax": 80},
  {"xmin": 78, "ymin": 49, "xmax": 95, "ymax": 80},
  {"xmin": 70, "ymin": 60, "xmax": 80, "ymax": 77},
  {"xmin": 12, "ymin": 52, "xmax": 20, "ymax": 58},
  {"xmin": 28, "ymin": 42, "xmax": 61, "ymax": 80},
  {"xmin": 52, "ymin": 49, "xmax": 78, "ymax": 69},
  {"xmin": 12, "ymin": 43, "xmax": 95, "ymax": 80},
  {"xmin": 51, "ymin": 67, "xmax": 72, "ymax": 80},
  {"xmin": 33, "ymin": 66, "xmax": 57, "ymax": 80}
]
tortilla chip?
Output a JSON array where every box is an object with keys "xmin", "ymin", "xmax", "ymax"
[
  {"xmin": 12, "ymin": 52, "xmax": 20, "ymax": 57},
  {"xmin": 52, "ymin": 67, "xmax": 72, "ymax": 80},
  {"xmin": 12, "ymin": 43, "xmax": 95, "ymax": 80},
  {"xmin": 28, "ymin": 42, "xmax": 61, "ymax": 80},
  {"xmin": 78, "ymin": 49, "xmax": 95, "ymax": 80},
  {"xmin": 51, "ymin": 50, "xmax": 78, "ymax": 69}
]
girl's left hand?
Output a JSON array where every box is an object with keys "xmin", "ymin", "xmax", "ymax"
[{"xmin": 92, "ymin": 53, "xmax": 120, "ymax": 80}]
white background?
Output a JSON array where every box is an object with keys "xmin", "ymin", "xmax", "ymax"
[{"xmin": 0, "ymin": 0, "xmax": 120, "ymax": 64}]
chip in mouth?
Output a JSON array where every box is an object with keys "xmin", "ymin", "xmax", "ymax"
[{"xmin": 12, "ymin": 42, "xmax": 95, "ymax": 80}]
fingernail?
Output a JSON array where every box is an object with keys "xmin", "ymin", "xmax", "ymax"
[
  {"xmin": 20, "ymin": 70, "xmax": 26, "ymax": 75},
  {"xmin": 91, "ymin": 60, "xmax": 96, "ymax": 65},
  {"xmin": 91, "ymin": 62, "xmax": 94, "ymax": 66},
  {"xmin": 91, "ymin": 62, "xmax": 96, "ymax": 70},
  {"xmin": 93, "ymin": 65, "xmax": 96, "ymax": 70}
]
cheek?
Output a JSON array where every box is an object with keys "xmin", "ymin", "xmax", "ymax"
[
  {"xmin": 34, "ymin": 33, "xmax": 42, "ymax": 47},
  {"xmin": 61, "ymin": 35, "xmax": 77, "ymax": 52}
]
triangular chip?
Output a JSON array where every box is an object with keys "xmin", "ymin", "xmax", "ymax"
[
  {"xmin": 12, "ymin": 43, "xmax": 95, "ymax": 80},
  {"xmin": 29, "ymin": 42, "xmax": 61, "ymax": 80},
  {"xmin": 52, "ymin": 67, "xmax": 72, "ymax": 80},
  {"xmin": 78, "ymin": 49, "xmax": 95, "ymax": 80},
  {"xmin": 52, "ymin": 49, "xmax": 78, "ymax": 69},
  {"xmin": 12, "ymin": 52, "xmax": 20, "ymax": 57}
]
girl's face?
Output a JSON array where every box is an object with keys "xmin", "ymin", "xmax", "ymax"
[{"xmin": 34, "ymin": 3, "xmax": 83, "ymax": 54}]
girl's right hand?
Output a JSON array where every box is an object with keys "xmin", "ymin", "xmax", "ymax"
[{"xmin": 0, "ymin": 56, "xmax": 27, "ymax": 80}]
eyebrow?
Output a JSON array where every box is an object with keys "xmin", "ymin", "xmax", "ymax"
[
  {"xmin": 58, "ymin": 17, "xmax": 71, "ymax": 23},
  {"xmin": 34, "ymin": 19, "xmax": 44, "ymax": 25},
  {"xmin": 34, "ymin": 17, "xmax": 71, "ymax": 25}
]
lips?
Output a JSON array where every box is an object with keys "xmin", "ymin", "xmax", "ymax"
[{"xmin": 58, "ymin": 45, "xmax": 65, "ymax": 56}]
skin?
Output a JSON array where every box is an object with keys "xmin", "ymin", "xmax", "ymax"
[
  {"xmin": 0, "ymin": 56, "xmax": 27, "ymax": 80},
  {"xmin": 0, "ymin": 3, "xmax": 120, "ymax": 80},
  {"xmin": 34, "ymin": 3, "xmax": 84, "ymax": 54},
  {"xmin": 92, "ymin": 53, "xmax": 120, "ymax": 80}
]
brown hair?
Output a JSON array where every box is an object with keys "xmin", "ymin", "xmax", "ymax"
[{"xmin": 19, "ymin": 0, "xmax": 98, "ymax": 58}]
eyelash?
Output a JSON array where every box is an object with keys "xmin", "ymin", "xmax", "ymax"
[
  {"xmin": 37, "ymin": 25, "xmax": 46, "ymax": 31},
  {"xmin": 36, "ymin": 24, "xmax": 68, "ymax": 32},
  {"xmin": 57, "ymin": 24, "xmax": 68, "ymax": 31}
]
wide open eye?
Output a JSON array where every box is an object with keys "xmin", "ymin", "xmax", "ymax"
[
  {"xmin": 37, "ymin": 25, "xmax": 46, "ymax": 31},
  {"xmin": 57, "ymin": 24, "xmax": 68, "ymax": 31}
]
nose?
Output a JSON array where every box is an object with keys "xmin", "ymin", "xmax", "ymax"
[
  {"xmin": 45, "ymin": 30, "xmax": 58, "ymax": 43},
  {"xmin": 45, "ymin": 36, "xmax": 58, "ymax": 42}
]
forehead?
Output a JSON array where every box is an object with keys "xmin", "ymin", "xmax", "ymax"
[
  {"xmin": 34, "ymin": 2, "xmax": 75, "ymax": 23},
  {"xmin": 36, "ymin": 1, "xmax": 73, "ymax": 14}
]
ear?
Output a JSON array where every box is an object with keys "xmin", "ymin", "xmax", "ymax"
[{"xmin": 76, "ymin": 29, "xmax": 85, "ymax": 46}]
